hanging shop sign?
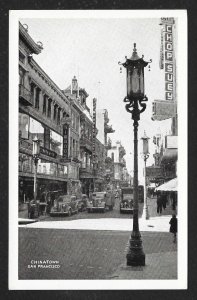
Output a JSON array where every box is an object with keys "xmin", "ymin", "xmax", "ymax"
[
  {"xmin": 40, "ymin": 146, "xmax": 57, "ymax": 158},
  {"xmin": 159, "ymin": 18, "xmax": 175, "ymax": 101},
  {"xmin": 63, "ymin": 123, "xmax": 69, "ymax": 158},
  {"xmin": 92, "ymin": 98, "xmax": 97, "ymax": 164},
  {"xmin": 152, "ymin": 99, "xmax": 176, "ymax": 121},
  {"xmin": 146, "ymin": 166, "xmax": 163, "ymax": 179},
  {"xmin": 164, "ymin": 22, "xmax": 174, "ymax": 101}
]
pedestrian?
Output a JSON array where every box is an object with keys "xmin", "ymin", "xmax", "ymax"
[
  {"xmin": 169, "ymin": 214, "xmax": 177, "ymax": 243},
  {"xmin": 162, "ymin": 192, "xmax": 167, "ymax": 210},
  {"xmin": 157, "ymin": 193, "xmax": 162, "ymax": 214}
]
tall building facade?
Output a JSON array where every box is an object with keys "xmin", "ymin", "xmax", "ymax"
[{"xmin": 19, "ymin": 23, "xmax": 81, "ymax": 206}]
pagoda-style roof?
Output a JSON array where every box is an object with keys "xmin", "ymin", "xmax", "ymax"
[
  {"xmin": 19, "ymin": 22, "xmax": 43, "ymax": 55},
  {"xmin": 122, "ymin": 43, "xmax": 149, "ymax": 68}
]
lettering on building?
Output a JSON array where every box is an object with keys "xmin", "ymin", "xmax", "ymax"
[
  {"xmin": 63, "ymin": 123, "xmax": 69, "ymax": 158},
  {"xmin": 92, "ymin": 98, "xmax": 97, "ymax": 164},
  {"xmin": 160, "ymin": 18, "xmax": 175, "ymax": 101}
]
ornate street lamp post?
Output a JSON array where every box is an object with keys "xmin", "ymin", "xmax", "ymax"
[
  {"xmin": 32, "ymin": 136, "xmax": 40, "ymax": 201},
  {"xmin": 119, "ymin": 43, "xmax": 151, "ymax": 266},
  {"xmin": 141, "ymin": 131, "xmax": 150, "ymax": 220}
]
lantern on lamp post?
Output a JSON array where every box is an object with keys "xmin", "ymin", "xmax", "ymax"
[
  {"xmin": 119, "ymin": 43, "xmax": 152, "ymax": 266},
  {"xmin": 141, "ymin": 131, "xmax": 150, "ymax": 220},
  {"xmin": 32, "ymin": 135, "xmax": 40, "ymax": 202}
]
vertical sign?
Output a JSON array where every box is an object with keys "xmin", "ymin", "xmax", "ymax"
[
  {"xmin": 63, "ymin": 123, "xmax": 69, "ymax": 158},
  {"xmin": 160, "ymin": 18, "xmax": 175, "ymax": 101},
  {"xmin": 159, "ymin": 26, "xmax": 164, "ymax": 70},
  {"xmin": 92, "ymin": 98, "xmax": 97, "ymax": 164}
]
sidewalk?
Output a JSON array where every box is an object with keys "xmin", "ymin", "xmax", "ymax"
[
  {"xmin": 107, "ymin": 251, "xmax": 177, "ymax": 279},
  {"xmin": 18, "ymin": 215, "xmax": 172, "ymax": 232}
]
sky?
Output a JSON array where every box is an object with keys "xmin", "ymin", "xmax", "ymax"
[{"xmin": 20, "ymin": 16, "xmax": 173, "ymax": 183}]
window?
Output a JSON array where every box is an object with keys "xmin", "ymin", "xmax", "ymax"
[
  {"xmin": 35, "ymin": 88, "xmax": 40, "ymax": 109},
  {"xmin": 53, "ymin": 104, "xmax": 57, "ymax": 121},
  {"xmin": 57, "ymin": 108, "xmax": 61, "ymax": 125},
  {"xmin": 48, "ymin": 99, "xmax": 52, "ymax": 118},
  {"xmin": 50, "ymin": 130, "xmax": 63, "ymax": 155},
  {"xmin": 19, "ymin": 67, "xmax": 25, "ymax": 85},
  {"xmin": 19, "ymin": 112, "xmax": 29, "ymax": 139},
  {"xmin": 43, "ymin": 95, "xmax": 47, "ymax": 115},
  {"xmin": 19, "ymin": 51, "xmax": 25, "ymax": 64},
  {"xmin": 29, "ymin": 117, "xmax": 44, "ymax": 147}
]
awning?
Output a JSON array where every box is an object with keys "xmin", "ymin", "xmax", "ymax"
[
  {"xmin": 161, "ymin": 149, "xmax": 177, "ymax": 164},
  {"xmin": 155, "ymin": 178, "xmax": 177, "ymax": 192}
]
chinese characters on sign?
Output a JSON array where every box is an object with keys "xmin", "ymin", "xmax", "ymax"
[
  {"xmin": 92, "ymin": 98, "xmax": 97, "ymax": 164},
  {"xmin": 63, "ymin": 123, "xmax": 69, "ymax": 158}
]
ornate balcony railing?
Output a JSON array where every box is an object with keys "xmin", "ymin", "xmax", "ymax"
[{"xmin": 19, "ymin": 84, "xmax": 33, "ymax": 106}]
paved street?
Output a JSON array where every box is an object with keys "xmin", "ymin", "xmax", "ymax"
[
  {"xmin": 18, "ymin": 196, "xmax": 177, "ymax": 280},
  {"xmin": 19, "ymin": 228, "xmax": 177, "ymax": 280}
]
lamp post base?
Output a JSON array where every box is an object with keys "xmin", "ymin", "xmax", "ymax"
[
  {"xmin": 126, "ymin": 232, "xmax": 145, "ymax": 266},
  {"xmin": 142, "ymin": 206, "xmax": 150, "ymax": 220}
]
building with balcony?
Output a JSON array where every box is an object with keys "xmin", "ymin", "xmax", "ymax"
[
  {"xmin": 18, "ymin": 23, "xmax": 81, "ymax": 205},
  {"xmin": 62, "ymin": 76, "xmax": 96, "ymax": 196},
  {"xmin": 107, "ymin": 141, "xmax": 129, "ymax": 189}
]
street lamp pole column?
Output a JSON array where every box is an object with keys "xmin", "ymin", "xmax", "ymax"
[
  {"xmin": 119, "ymin": 43, "xmax": 152, "ymax": 266},
  {"xmin": 32, "ymin": 136, "xmax": 40, "ymax": 202},
  {"xmin": 141, "ymin": 131, "xmax": 150, "ymax": 220}
]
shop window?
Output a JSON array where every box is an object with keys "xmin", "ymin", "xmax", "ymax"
[{"xmin": 50, "ymin": 129, "xmax": 63, "ymax": 155}]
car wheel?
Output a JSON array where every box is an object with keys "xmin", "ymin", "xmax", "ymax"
[{"xmin": 68, "ymin": 209, "xmax": 72, "ymax": 217}]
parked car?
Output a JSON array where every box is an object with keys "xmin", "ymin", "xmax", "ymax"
[
  {"xmin": 50, "ymin": 195, "xmax": 79, "ymax": 216},
  {"xmin": 87, "ymin": 191, "xmax": 115, "ymax": 213},
  {"xmin": 120, "ymin": 187, "xmax": 134, "ymax": 213},
  {"xmin": 76, "ymin": 194, "xmax": 88, "ymax": 211},
  {"xmin": 40, "ymin": 190, "xmax": 63, "ymax": 214}
]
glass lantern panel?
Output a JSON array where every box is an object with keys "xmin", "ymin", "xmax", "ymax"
[{"xmin": 143, "ymin": 140, "xmax": 149, "ymax": 154}]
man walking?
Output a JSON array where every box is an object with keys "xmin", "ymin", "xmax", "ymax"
[{"xmin": 169, "ymin": 214, "xmax": 178, "ymax": 243}]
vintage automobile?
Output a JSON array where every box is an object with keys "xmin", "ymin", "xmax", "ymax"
[
  {"xmin": 76, "ymin": 194, "xmax": 88, "ymax": 212},
  {"xmin": 50, "ymin": 195, "xmax": 79, "ymax": 216},
  {"xmin": 87, "ymin": 191, "xmax": 115, "ymax": 213},
  {"xmin": 39, "ymin": 190, "xmax": 63, "ymax": 215},
  {"xmin": 120, "ymin": 187, "xmax": 134, "ymax": 213}
]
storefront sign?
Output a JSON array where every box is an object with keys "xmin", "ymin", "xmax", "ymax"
[
  {"xmin": 163, "ymin": 20, "xmax": 174, "ymax": 101},
  {"xmin": 152, "ymin": 99, "xmax": 176, "ymax": 121},
  {"xmin": 146, "ymin": 166, "xmax": 163, "ymax": 178},
  {"xmin": 40, "ymin": 146, "xmax": 57, "ymax": 158},
  {"xmin": 92, "ymin": 98, "xmax": 97, "ymax": 164},
  {"xmin": 159, "ymin": 18, "xmax": 175, "ymax": 101},
  {"xmin": 63, "ymin": 123, "xmax": 69, "ymax": 158}
]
